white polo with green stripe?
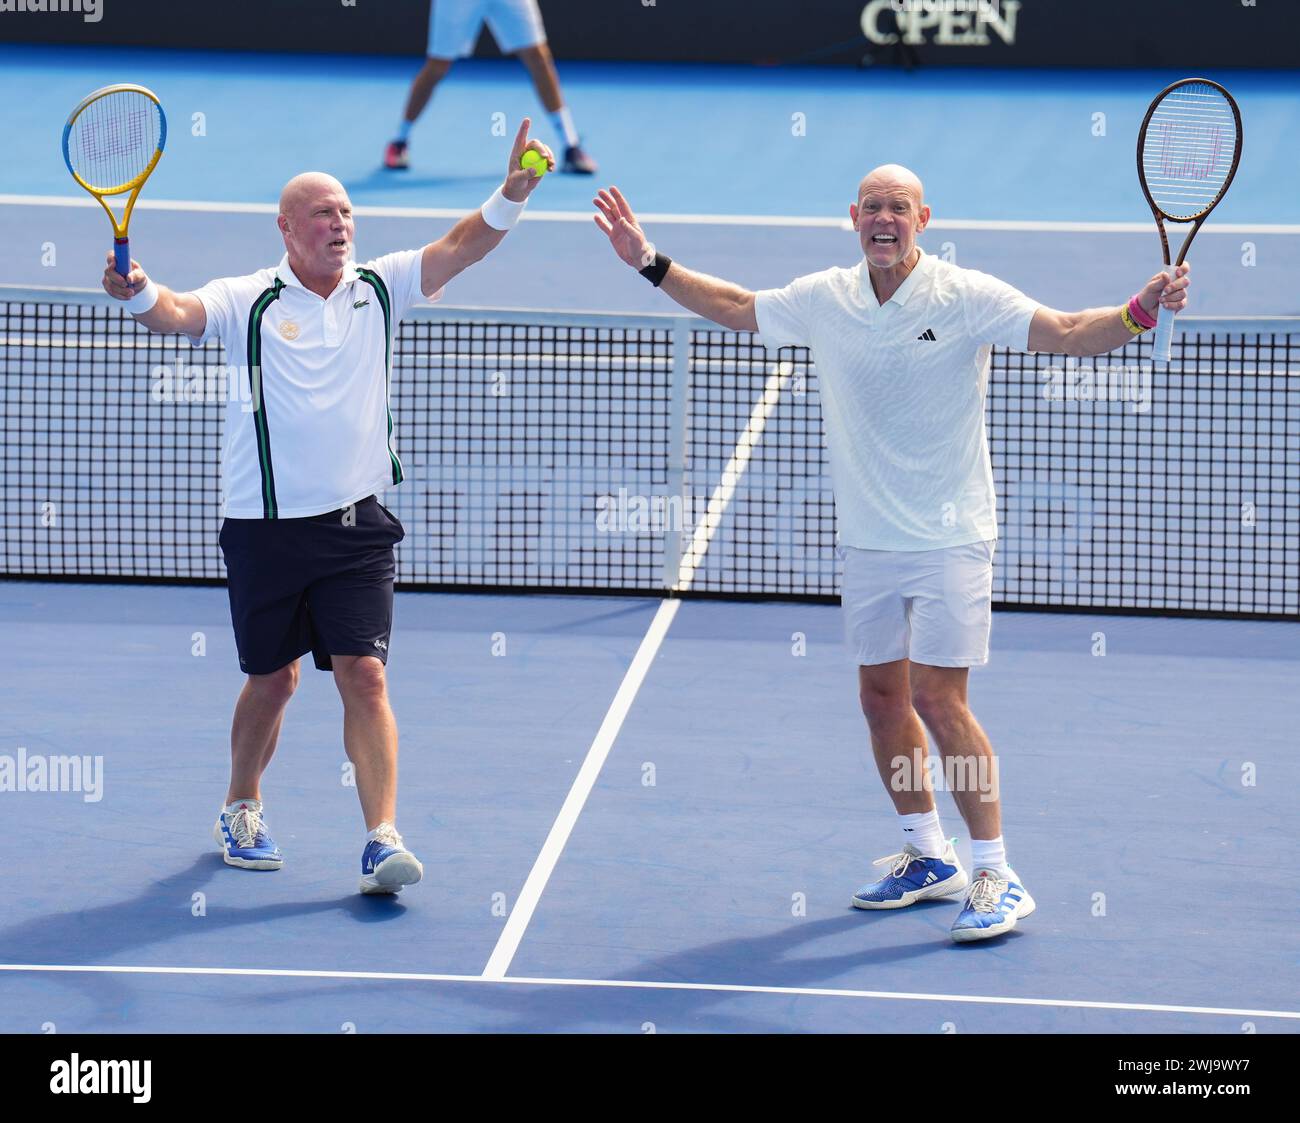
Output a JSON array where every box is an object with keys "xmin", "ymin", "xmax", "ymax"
[{"xmin": 188, "ymin": 250, "xmax": 439, "ymax": 519}]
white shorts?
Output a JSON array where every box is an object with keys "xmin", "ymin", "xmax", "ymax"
[
  {"xmin": 841, "ymin": 540, "xmax": 995, "ymax": 668},
  {"xmin": 428, "ymin": 0, "xmax": 547, "ymax": 58}
]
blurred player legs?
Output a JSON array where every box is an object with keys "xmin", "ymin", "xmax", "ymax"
[{"xmin": 386, "ymin": 0, "xmax": 597, "ymax": 174}]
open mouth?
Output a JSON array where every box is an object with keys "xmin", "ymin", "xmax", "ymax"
[
  {"xmin": 329, "ymin": 239, "xmax": 348, "ymax": 250},
  {"xmin": 871, "ymin": 233, "xmax": 898, "ymax": 246}
]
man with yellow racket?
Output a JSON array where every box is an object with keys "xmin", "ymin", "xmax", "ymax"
[
  {"xmin": 63, "ymin": 83, "xmax": 167, "ymax": 280},
  {"xmin": 93, "ymin": 100, "xmax": 553, "ymax": 893}
]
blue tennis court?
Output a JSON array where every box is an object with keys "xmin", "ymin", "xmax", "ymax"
[
  {"xmin": 2, "ymin": 29, "xmax": 1299, "ymax": 1039},
  {"xmin": 1, "ymin": 582, "xmax": 1297, "ymax": 1032}
]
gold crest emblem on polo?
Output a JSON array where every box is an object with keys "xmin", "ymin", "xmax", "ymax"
[{"xmin": 278, "ymin": 320, "xmax": 300, "ymax": 341}]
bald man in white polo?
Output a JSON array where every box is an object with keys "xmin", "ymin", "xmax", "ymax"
[
  {"xmin": 102, "ymin": 122, "xmax": 554, "ymax": 895},
  {"xmin": 594, "ymin": 168, "xmax": 1189, "ymax": 942}
]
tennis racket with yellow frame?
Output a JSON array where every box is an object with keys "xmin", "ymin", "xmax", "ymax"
[{"xmin": 61, "ymin": 83, "xmax": 167, "ymax": 279}]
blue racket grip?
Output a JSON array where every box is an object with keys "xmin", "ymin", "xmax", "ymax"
[
  {"xmin": 114, "ymin": 238, "xmax": 131, "ymax": 280},
  {"xmin": 1151, "ymin": 264, "xmax": 1175, "ymax": 366}
]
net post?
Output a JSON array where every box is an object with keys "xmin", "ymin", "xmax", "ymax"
[{"xmin": 661, "ymin": 318, "xmax": 692, "ymax": 591}]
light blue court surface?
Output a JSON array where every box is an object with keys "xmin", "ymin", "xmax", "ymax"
[
  {"xmin": 1, "ymin": 583, "xmax": 1297, "ymax": 1033},
  {"xmin": 2, "ymin": 46, "xmax": 1298, "ymax": 313}
]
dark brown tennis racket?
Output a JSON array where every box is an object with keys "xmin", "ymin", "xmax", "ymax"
[{"xmin": 1137, "ymin": 78, "xmax": 1243, "ymax": 364}]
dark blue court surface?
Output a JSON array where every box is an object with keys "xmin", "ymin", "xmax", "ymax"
[
  {"xmin": 1, "ymin": 583, "xmax": 1296, "ymax": 1033},
  {"xmin": 2, "ymin": 40, "xmax": 1298, "ymax": 1037}
]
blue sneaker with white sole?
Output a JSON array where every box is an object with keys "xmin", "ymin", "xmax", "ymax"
[
  {"xmin": 360, "ymin": 822, "xmax": 423, "ymax": 895},
  {"xmin": 214, "ymin": 800, "xmax": 283, "ymax": 870},
  {"xmin": 950, "ymin": 867, "xmax": 1036, "ymax": 941},
  {"xmin": 852, "ymin": 840, "xmax": 968, "ymax": 909}
]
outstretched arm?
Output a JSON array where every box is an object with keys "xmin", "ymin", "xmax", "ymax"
[
  {"xmin": 420, "ymin": 118, "xmax": 554, "ymax": 297},
  {"xmin": 102, "ymin": 253, "xmax": 207, "ymax": 337},
  {"xmin": 1028, "ymin": 264, "xmax": 1190, "ymax": 357},
  {"xmin": 593, "ymin": 186, "xmax": 758, "ymax": 333}
]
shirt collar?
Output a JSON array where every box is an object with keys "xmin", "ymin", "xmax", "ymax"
[
  {"xmin": 275, "ymin": 254, "xmax": 359, "ymax": 294},
  {"xmin": 858, "ymin": 248, "xmax": 930, "ymax": 309}
]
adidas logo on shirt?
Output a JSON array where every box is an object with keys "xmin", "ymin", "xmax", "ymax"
[{"xmin": 917, "ymin": 328, "xmax": 937, "ymax": 341}]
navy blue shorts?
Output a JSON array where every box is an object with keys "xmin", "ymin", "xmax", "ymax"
[{"xmin": 219, "ymin": 495, "xmax": 405, "ymax": 675}]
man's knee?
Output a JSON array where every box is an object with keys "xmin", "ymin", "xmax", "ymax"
[
  {"xmin": 248, "ymin": 661, "xmax": 299, "ymax": 706},
  {"xmin": 420, "ymin": 57, "xmax": 454, "ymax": 80},
  {"xmin": 333, "ymin": 656, "xmax": 388, "ymax": 705},
  {"xmin": 858, "ymin": 665, "xmax": 911, "ymax": 728},
  {"xmin": 910, "ymin": 686, "xmax": 966, "ymax": 734},
  {"xmin": 516, "ymin": 42, "xmax": 552, "ymax": 68}
]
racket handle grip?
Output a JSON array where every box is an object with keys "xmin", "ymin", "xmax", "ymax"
[
  {"xmin": 1150, "ymin": 265, "xmax": 1175, "ymax": 366},
  {"xmin": 114, "ymin": 238, "xmax": 131, "ymax": 280}
]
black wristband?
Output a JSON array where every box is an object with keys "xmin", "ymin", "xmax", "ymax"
[{"xmin": 639, "ymin": 252, "xmax": 672, "ymax": 287}]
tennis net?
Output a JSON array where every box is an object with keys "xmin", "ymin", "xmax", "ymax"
[{"xmin": 2, "ymin": 288, "xmax": 1297, "ymax": 618}]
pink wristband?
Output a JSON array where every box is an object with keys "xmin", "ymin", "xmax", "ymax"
[{"xmin": 1128, "ymin": 294, "xmax": 1157, "ymax": 330}]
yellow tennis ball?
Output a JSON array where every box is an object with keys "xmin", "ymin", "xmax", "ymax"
[{"xmin": 520, "ymin": 149, "xmax": 547, "ymax": 178}]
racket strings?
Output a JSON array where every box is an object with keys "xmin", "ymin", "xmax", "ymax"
[
  {"xmin": 68, "ymin": 90, "xmax": 161, "ymax": 193},
  {"xmin": 1140, "ymin": 82, "xmax": 1238, "ymax": 220}
]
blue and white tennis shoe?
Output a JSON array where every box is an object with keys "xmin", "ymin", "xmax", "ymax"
[
  {"xmin": 214, "ymin": 800, "xmax": 283, "ymax": 870},
  {"xmin": 949, "ymin": 868, "xmax": 1036, "ymax": 941},
  {"xmin": 852, "ymin": 840, "xmax": 968, "ymax": 909},
  {"xmin": 360, "ymin": 822, "xmax": 423, "ymax": 895}
]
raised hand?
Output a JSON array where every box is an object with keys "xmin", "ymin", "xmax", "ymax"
[
  {"xmin": 1137, "ymin": 261, "xmax": 1191, "ymax": 316},
  {"xmin": 503, "ymin": 118, "xmax": 555, "ymax": 202},
  {"xmin": 102, "ymin": 251, "xmax": 147, "ymax": 300},
  {"xmin": 593, "ymin": 186, "xmax": 657, "ymax": 271}
]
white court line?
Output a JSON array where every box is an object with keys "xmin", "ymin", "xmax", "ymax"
[
  {"xmin": 480, "ymin": 358, "xmax": 794, "ymax": 978},
  {"xmin": 1, "ymin": 963, "xmax": 1296, "ymax": 1020},
  {"xmin": 2, "ymin": 193, "xmax": 1298, "ymax": 234},
  {"xmin": 675, "ymin": 360, "xmax": 793, "ymax": 592},
  {"xmin": 480, "ymin": 597, "xmax": 681, "ymax": 979}
]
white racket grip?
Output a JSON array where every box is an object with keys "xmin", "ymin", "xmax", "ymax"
[{"xmin": 1151, "ymin": 264, "xmax": 1175, "ymax": 365}]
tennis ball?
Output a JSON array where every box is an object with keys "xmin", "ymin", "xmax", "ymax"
[{"xmin": 520, "ymin": 149, "xmax": 547, "ymax": 178}]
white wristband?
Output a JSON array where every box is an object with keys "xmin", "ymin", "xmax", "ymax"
[
  {"xmin": 480, "ymin": 187, "xmax": 526, "ymax": 231},
  {"xmin": 124, "ymin": 278, "xmax": 159, "ymax": 315}
]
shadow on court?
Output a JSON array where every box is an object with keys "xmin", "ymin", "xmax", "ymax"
[
  {"xmin": 471, "ymin": 909, "xmax": 993, "ymax": 1032},
  {"xmin": 0, "ymin": 853, "xmax": 411, "ymax": 1024},
  {"xmin": 0, "ymin": 855, "xmax": 409, "ymax": 966}
]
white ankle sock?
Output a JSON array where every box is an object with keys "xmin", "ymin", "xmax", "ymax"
[
  {"xmin": 899, "ymin": 809, "xmax": 945, "ymax": 857},
  {"xmin": 225, "ymin": 798, "xmax": 260, "ymax": 814},
  {"xmin": 970, "ymin": 836, "xmax": 1008, "ymax": 874}
]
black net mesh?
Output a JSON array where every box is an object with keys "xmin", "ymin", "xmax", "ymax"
[{"xmin": 3, "ymin": 298, "xmax": 1296, "ymax": 617}]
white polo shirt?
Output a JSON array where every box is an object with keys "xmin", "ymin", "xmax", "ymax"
[
  {"xmin": 754, "ymin": 251, "xmax": 1039, "ymax": 551},
  {"xmin": 190, "ymin": 250, "xmax": 440, "ymax": 519}
]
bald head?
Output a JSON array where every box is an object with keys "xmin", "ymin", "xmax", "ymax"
[
  {"xmin": 279, "ymin": 172, "xmax": 348, "ymax": 218},
  {"xmin": 858, "ymin": 164, "xmax": 925, "ymax": 209},
  {"xmin": 276, "ymin": 172, "xmax": 355, "ymax": 290},
  {"xmin": 850, "ymin": 164, "xmax": 930, "ymax": 275}
]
